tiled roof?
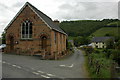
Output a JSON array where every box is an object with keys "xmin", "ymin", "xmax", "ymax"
[
  {"xmin": 91, "ymin": 37, "xmax": 114, "ymax": 42},
  {"xmin": 5, "ymin": 2, "xmax": 67, "ymax": 35}
]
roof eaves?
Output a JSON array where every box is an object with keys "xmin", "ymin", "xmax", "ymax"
[
  {"xmin": 5, "ymin": 2, "xmax": 67, "ymax": 36},
  {"xmin": 27, "ymin": 3, "xmax": 52, "ymax": 30},
  {"xmin": 52, "ymin": 28, "xmax": 68, "ymax": 36},
  {"xmin": 27, "ymin": 2, "xmax": 67, "ymax": 35}
]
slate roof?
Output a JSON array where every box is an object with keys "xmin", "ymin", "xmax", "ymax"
[
  {"xmin": 91, "ymin": 37, "xmax": 114, "ymax": 42},
  {"xmin": 5, "ymin": 2, "xmax": 67, "ymax": 35}
]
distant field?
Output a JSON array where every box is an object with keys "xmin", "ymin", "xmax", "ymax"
[{"xmin": 91, "ymin": 27, "xmax": 120, "ymax": 37}]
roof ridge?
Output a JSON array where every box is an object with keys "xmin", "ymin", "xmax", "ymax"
[
  {"xmin": 5, "ymin": 2, "xmax": 67, "ymax": 35},
  {"xmin": 26, "ymin": 2, "xmax": 52, "ymax": 20},
  {"xmin": 26, "ymin": 2, "xmax": 67, "ymax": 35}
]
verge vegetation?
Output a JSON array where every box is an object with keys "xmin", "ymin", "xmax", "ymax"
[{"xmin": 80, "ymin": 46, "xmax": 120, "ymax": 78}]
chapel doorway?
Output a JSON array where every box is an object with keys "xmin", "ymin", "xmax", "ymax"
[
  {"xmin": 41, "ymin": 36, "xmax": 47, "ymax": 50},
  {"xmin": 9, "ymin": 36, "xmax": 14, "ymax": 52}
]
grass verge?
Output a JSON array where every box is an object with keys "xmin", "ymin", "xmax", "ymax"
[{"xmin": 80, "ymin": 49, "xmax": 90, "ymax": 78}]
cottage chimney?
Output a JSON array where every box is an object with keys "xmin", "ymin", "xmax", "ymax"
[{"xmin": 53, "ymin": 20, "xmax": 59, "ymax": 26}]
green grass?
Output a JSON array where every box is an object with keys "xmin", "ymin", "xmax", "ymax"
[
  {"xmin": 91, "ymin": 27, "xmax": 120, "ymax": 37},
  {"xmin": 78, "ymin": 49, "xmax": 90, "ymax": 78},
  {"xmin": 80, "ymin": 48, "xmax": 113, "ymax": 78},
  {"xmin": 88, "ymin": 53, "xmax": 112, "ymax": 78},
  {"xmin": 107, "ymin": 21, "xmax": 120, "ymax": 26}
]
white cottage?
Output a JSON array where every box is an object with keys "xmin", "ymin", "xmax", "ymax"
[{"xmin": 91, "ymin": 37, "xmax": 114, "ymax": 48}]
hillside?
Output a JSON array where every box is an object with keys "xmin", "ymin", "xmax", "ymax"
[
  {"xmin": 91, "ymin": 27, "xmax": 120, "ymax": 37},
  {"xmin": 60, "ymin": 19, "xmax": 119, "ymax": 37},
  {"xmin": 107, "ymin": 21, "xmax": 120, "ymax": 27}
]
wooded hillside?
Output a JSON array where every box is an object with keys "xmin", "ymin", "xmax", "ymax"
[{"xmin": 60, "ymin": 19, "xmax": 119, "ymax": 37}]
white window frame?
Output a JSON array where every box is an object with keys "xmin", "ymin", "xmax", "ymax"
[{"xmin": 21, "ymin": 20, "xmax": 32, "ymax": 39}]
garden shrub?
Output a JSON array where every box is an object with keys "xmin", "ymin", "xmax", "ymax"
[
  {"xmin": 88, "ymin": 53, "xmax": 113, "ymax": 78},
  {"xmin": 110, "ymin": 50, "xmax": 120, "ymax": 65}
]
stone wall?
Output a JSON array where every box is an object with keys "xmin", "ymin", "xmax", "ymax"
[{"xmin": 5, "ymin": 5, "xmax": 67, "ymax": 59}]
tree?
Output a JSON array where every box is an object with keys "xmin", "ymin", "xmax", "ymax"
[
  {"xmin": 115, "ymin": 40, "xmax": 120, "ymax": 49},
  {"xmin": 105, "ymin": 38, "xmax": 114, "ymax": 49},
  {"xmin": 1, "ymin": 31, "xmax": 6, "ymax": 44},
  {"xmin": 104, "ymin": 33, "xmax": 111, "ymax": 37},
  {"xmin": 110, "ymin": 50, "xmax": 120, "ymax": 65},
  {"xmin": 74, "ymin": 36, "xmax": 90, "ymax": 47},
  {"xmin": 60, "ymin": 19, "xmax": 117, "ymax": 37}
]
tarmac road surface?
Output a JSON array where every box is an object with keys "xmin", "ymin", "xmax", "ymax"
[{"xmin": 2, "ymin": 47, "xmax": 88, "ymax": 78}]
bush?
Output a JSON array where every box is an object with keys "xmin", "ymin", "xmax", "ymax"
[
  {"xmin": 66, "ymin": 41, "xmax": 74, "ymax": 53},
  {"xmin": 74, "ymin": 36, "xmax": 90, "ymax": 47},
  {"xmin": 103, "ymin": 49, "xmax": 113, "ymax": 58},
  {"xmin": 81, "ymin": 46, "xmax": 93, "ymax": 56},
  {"xmin": 115, "ymin": 40, "xmax": 120, "ymax": 49},
  {"xmin": 101, "ymin": 49, "xmax": 120, "ymax": 65},
  {"xmin": 110, "ymin": 50, "xmax": 120, "ymax": 65},
  {"xmin": 67, "ymin": 42, "xmax": 72, "ymax": 49},
  {"xmin": 88, "ymin": 53, "xmax": 112, "ymax": 78},
  {"xmin": 105, "ymin": 38, "xmax": 115, "ymax": 49},
  {"xmin": 1, "ymin": 32, "xmax": 6, "ymax": 44},
  {"xmin": 93, "ymin": 49, "xmax": 100, "ymax": 54}
]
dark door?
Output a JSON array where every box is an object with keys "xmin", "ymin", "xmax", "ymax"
[
  {"xmin": 41, "ymin": 36, "xmax": 47, "ymax": 50},
  {"xmin": 10, "ymin": 36, "xmax": 14, "ymax": 52}
]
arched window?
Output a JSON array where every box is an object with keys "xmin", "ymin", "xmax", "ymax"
[{"xmin": 21, "ymin": 20, "xmax": 32, "ymax": 39}]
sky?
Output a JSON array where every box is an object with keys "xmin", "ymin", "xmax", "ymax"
[{"xmin": 0, "ymin": 0, "xmax": 119, "ymax": 36}]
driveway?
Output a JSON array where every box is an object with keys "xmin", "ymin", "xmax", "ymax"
[{"xmin": 2, "ymin": 47, "xmax": 88, "ymax": 78}]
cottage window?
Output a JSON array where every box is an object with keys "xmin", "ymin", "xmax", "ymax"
[
  {"xmin": 54, "ymin": 32, "xmax": 56, "ymax": 43},
  {"xmin": 21, "ymin": 20, "xmax": 32, "ymax": 39},
  {"xmin": 96, "ymin": 45, "xmax": 98, "ymax": 48},
  {"xmin": 60, "ymin": 34, "xmax": 62, "ymax": 43}
]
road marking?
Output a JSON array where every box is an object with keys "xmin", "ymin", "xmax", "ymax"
[
  {"xmin": 12, "ymin": 64, "xmax": 22, "ymax": 69},
  {"xmin": 32, "ymin": 72, "xmax": 39, "ymax": 75},
  {"xmin": 3, "ymin": 61, "xmax": 21, "ymax": 69},
  {"xmin": 41, "ymin": 75, "xmax": 50, "ymax": 78},
  {"xmin": 16, "ymin": 66, "xmax": 21, "ymax": 69},
  {"xmin": 59, "ymin": 65, "xmax": 66, "ymax": 67},
  {"xmin": 68, "ymin": 64, "xmax": 74, "ymax": 68},
  {"xmin": 59, "ymin": 64, "xmax": 74, "ymax": 68},
  {"xmin": 0, "ymin": 60, "xmax": 1, "ymax": 62},
  {"xmin": 46, "ymin": 73, "xmax": 55, "ymax": 76},
  {"xmin": 37, "ymin": 70, "xmax": 44, "ymax": 73},
  {"xmin": 12, "ymin": 65, "xmax": 17, "ymax": 67}
]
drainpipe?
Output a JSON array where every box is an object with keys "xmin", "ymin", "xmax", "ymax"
[{"xmin": 55, "ymin": 52, "xmax": 57, "ymax": 60}]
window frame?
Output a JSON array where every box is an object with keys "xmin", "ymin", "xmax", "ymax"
[{"xmin": 21, "ymin": 20, "xmax": 32, "ymax": 39}]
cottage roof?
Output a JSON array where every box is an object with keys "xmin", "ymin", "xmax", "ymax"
[
  {"xmin": 91, "ymin": 37, "xmax": 114, "ymax": 42},
  {"xmin": 5, "ymin": 2, "xmax": 67, "ymax": 35}
]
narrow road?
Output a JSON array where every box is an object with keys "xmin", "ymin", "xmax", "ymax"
[{"xmin": 2, "ymin": 47, "xmax": 88, "ymax": 78}]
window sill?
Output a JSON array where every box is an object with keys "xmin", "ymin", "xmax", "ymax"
[{"xmin": 20, "ymin": 38, "xmax": 33, "ymax": 41}]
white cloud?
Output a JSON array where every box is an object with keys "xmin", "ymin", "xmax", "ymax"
[{"xmin": 0, "ymin": 0, "xmax": 119, "ymax": 37}]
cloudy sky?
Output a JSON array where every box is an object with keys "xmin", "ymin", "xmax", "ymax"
[{"xmin": 0, "ymin": 0, "xmax": 119, "ymax": 36}]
